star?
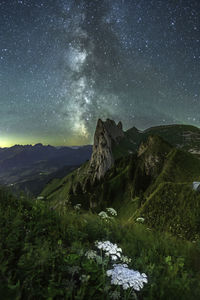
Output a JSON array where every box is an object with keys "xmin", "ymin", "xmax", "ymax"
[{"xmin": 0, "ymin": 0, "xmax": 199, "ymax": 147}]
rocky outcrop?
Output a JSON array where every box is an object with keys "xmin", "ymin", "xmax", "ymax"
[
  {"xmin": 137, "ymin": 135, "xmax": 172, "ymax": 176},
  {"xmin": 89, "ymin": 119, "xmax": 124, "ymax": 181}
]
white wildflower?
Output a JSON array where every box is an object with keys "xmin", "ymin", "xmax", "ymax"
[
  {"xmin": 37, "ymin": 196, "xmax": 44, "ymax": 200},
  {"xmin": 106, "ymin": 270, "xmax": 112, "ymax": 276},
  {"xmin": 136, "ymin": 217, "xmax": 145, "ymax": 223},
  {"xmin": 107, "ymin": 264, "xmax": 148, "ymax": 291},
  {"xmin": 98, "ymin": 211, "xmax": 110, "ymax": 219},
  {"xmin": 95, "ymin": 241, "xmax": 122, "ymax": 259},
  {"xmin": 121, "ymin": 255, "xmax": 132, "ymax": 264},
  {"xmin": 74, "ymin": 203, "xmax": 81, "ymax": 211},
  {"xmin": 85, "ymin": 250, "xmax": 97, "ymax": 260},
  {"xmin": 111, "ymin": 255, "xmax": 118, "ymax": 261},
  {"xmin": 123, "ymin": 283, "xmax": 129, "ymax": 290},
  {"xmin": 106, "ymin": 207, "xmax": 117, "ymax": 216}
]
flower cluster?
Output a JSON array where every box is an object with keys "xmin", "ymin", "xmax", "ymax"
[
  {"xmin": 85, "ymin": 240, "xmax": 148, "ymax": 295},
  {"xmin": 98, "ymin": 211, "xmax": 109, "ymax": 220},
  {"xmin": 85, "ymin": 250, "xmax": 97, "ymax": 260},
  {"xmin": 74, "ymin": 203, "xmax": 81, "ymax": 211},
  {"xmin": 121, "ymin": 255, "xmax": 132, "ymax": 264},
  {"xmin": 98, "ymin": 207, "xmax": 117, "ymax": 221},
  {"xmin": 107, "ymin": 264, "xmax": 148, "ymax": 291},
  {"xmin": 136, "ymin": 217, "xmax": 145, "ymax": 223},
  {"xmin": 95, "ymin": 241, "xmax": 122, "ymax": 261},
  {"xmin": 106, "ymin": 208, "xmax": 117, "ymax": 216}
]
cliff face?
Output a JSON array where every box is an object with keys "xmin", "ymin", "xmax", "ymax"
[
  {"xmin": 89, "ymin": 119, "xmax": 124, "ymax": 181},
  {"xmin": 137, "ymin": 135, "xmax": 172, "ymax": 176}
]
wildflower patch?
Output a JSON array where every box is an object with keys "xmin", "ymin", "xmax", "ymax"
[
  {"xmin": 107, "ymin": 264, "xmax": 148, "ymax": 291},
  {"xmin": 85, "ymin": 240, "xmax": 148, "ymax": 298}
]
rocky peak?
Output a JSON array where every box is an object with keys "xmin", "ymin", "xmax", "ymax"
[
  {"xmin": 117, "ymin": 121, "xmax": 123, "ymax": 130},
  {"xmin": 89, "ymin": 119, "xmax": 124, "ymax": 181},
  {"xmin": 138, "ymin": 136, "xmax": 156, "ymax": 157},
  {"xmin": 138, "ymin": 135, "xmax": 172, "ymax": 157},
  {"xmin": 137, "ymin": 135, "xmax": 172, "ymax": 176}
]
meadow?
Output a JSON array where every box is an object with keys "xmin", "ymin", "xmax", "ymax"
[{"xmin": 0, "ymin": 187, "xmax": 199, "ymax": 300}]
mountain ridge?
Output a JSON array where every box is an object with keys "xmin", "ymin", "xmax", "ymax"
[
  {"xmin": 114, "ymin": 123, "xmax": 200, "ymax": 159},
  {"xmin": 40, "ymin": 120, "xmax": 200, "ymax": 240}
]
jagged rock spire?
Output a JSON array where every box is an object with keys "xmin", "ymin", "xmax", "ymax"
[{"xmin": 89, "ymin": 119, "xmax": 124, "ymax": 181}]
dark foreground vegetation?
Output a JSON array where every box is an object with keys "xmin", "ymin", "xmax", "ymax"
[{"xmin": 0, "ymin": 187, "xmax": 200, "ymax": 300}]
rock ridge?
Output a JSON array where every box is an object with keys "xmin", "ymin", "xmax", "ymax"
[{"xmin": 89, "ymin": 119, "xmax": 124, "ymax": 181}]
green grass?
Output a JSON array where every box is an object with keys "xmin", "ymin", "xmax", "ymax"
[
  {"xmin": 2, "ymin": 124, "xmax": 200, "ymax": 299},
  {"xmin": 0, "ymin": 187, "xmax": 200, "ymax": 299},
  {"xmin": 138, "ymin": 182, "xmax": 200, "ymax": 240},
  {"xmin": 41, "ymin": 162, "xmax": 89, "ymax": 207},
  {"xmin": 145, "ymin": 147, "xmax": 200, "ymax": 195},
  {"xmin": 40, "ymin": 136, "xmax": 200, "ymax": 242}
]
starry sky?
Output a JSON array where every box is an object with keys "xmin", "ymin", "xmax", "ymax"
[{"xmin": 0, "ymin": 0, "xmax": 200, "ymax": 147}]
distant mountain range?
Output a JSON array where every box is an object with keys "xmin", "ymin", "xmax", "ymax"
[
  {"xmin": 0, "ymin": 143, "xmax": 92, "ymax": 195},
  {"xmin": 2, "ymin": 119, "xmax": 200, "ymax": 210},
  {"xmin": 41, "ymin": 120, "xmax": 200, "ymax": 240}
]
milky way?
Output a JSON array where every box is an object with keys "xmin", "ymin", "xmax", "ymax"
[{"xmin": 0, "ymin": 0, "xmax": 200, "ymax": 146}]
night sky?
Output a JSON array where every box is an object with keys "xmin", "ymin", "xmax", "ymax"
[{"xmin": 0, "ymin": 0, "xmax": 200, "ymax": 147}]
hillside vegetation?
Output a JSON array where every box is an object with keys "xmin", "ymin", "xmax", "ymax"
[
  {"xmin": 0, "ymin": 187, "xmax": 200, "ymax": 299},
  {"xmin": 1, "ymin": 123, "xmax": 200, "ymax": 299},
  {"xmin": 114, "ymin": 124, "xmax": 200, "ymax": 159},
  {"xmin": 41, "ymin": 135, "xmax": 200, "ymax": 240}
]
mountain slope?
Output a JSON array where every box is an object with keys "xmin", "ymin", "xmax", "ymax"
[
  {"xmin": 113, "ymin": 124, "xmax": 200, "ymax": 159},
  {"xmin": 138, "ymin": 182, "xmax": 200, "ymax": 239},
  {"xmin": 0, "ymin": 144, "xmax": 92, "ymax": 195},
  {"xmin": 41, "ymin": 120, "xmax": 200, "ymax": 239}
]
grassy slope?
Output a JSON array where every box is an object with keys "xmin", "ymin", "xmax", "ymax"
[
  {"xmin": 41, "ymin": 162, "xmax": 89, "ymax": 205},
  {"xmin": 1, "ymin": 187, "xmax": 200, "ymax": 300},
  {"xmin": 111, "ymin": 140, "xmax": 200, "ymax": 240},
  {"xmin": 111, "ymin": 147, "xmax": 200, "ymax": 240},
  {"xmin": 146, "ymin": 148, "xmax": 200, "ymax": 195},
  {"xmin": 49, "ymin": 148, "xmax": 200, "ymax": 240},
  {"xmin": 139, "ymin": 183, "xmax": 200, "ymax": 240},
  {"xmin": 2, "ymin": 126, "xmax": 200, "ymax": 299},
  {"xmin": 41, "ymin": 130, "xmax": 200, "ymax": 240},
  {"xmin": 42, "ymin": 124, "xmax": 200, "ymax": 205}
]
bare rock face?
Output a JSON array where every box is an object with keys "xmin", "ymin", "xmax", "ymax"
[
  {"xmin": 89, "ymin": 119, "xmax": 124, "ymax": 181},
  {"xmin": 137, "ymin": 135, "xmax": 171, "ymax": 176}
]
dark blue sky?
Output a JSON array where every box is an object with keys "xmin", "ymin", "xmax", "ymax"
[{"xmin": 0, "ymin": 0, "xmax": 199, "ymax": 146}]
